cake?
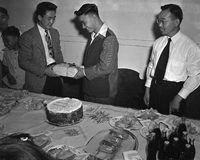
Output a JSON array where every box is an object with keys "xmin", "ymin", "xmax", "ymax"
[
  {"xmin": 45, "ymin": 98, "xmax": 83, "ymax": 125},
  {"xmin": 53, "ymin": 63, "xmax": 78, "ymax": 77}
]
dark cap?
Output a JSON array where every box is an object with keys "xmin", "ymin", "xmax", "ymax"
[
  {"xmin": 0, "ymin": 7, "xmax": 8, "ymax": 16},
  {"xmin": 74, "ymin": 3, "xmax": 98, "ymax": 16}
]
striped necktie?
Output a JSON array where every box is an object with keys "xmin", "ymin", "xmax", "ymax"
[
  {"xmin": 45, "ymin": 30, "xmax": 54, "ymax": 58},
  {"xmin": 154, "ymin": 38, "xmax": 171, "ymax": 80}
]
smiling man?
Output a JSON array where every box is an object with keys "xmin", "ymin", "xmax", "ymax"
[
  {"xmin": 144, "ymin": 4, "xmax": 200, "ymax": 116},
  {"xmin": 18, "ymin": 2, "xmax": 64, "ymax": 96},
  {"xmin": 74, "ymin": 4, "xmax": 119, "ymax": 105}
]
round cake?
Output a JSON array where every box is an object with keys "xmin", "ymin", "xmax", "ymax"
[{"xmin": 45, "ymin": 98, "xmax": 83, "ymax": 125}]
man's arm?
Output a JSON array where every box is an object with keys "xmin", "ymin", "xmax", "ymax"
[{"xmin": 85, "ymin": 35, "xmax": 119, "ymax": 80}]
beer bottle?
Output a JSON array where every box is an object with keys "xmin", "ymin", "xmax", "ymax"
[
  {"xmin": 158, "ymin": 129, "xmax": 167, "ymax": 160},
  {"xmin": 162, "ymin": 140, "xmax": 170, "ymax": 160},
  {"xmin": 146, "ymin": 132, "xmax": 158, "ymax": 160},
  {"xmin": 189, "ymin": 138, "xmax": 196, "ymax": 160},
  {"xmin": 179, "ymin": 131, "xmax": 188, "ymax": 152},
  {"xmin": 170, "ymin": 137, "xmax": 180, "ymax": 160}
]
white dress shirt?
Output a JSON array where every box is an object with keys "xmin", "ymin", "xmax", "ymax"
[
  {"xmin": 37, "ymin": 24, "xmax": 55, "ymax": 65},
  {"xmin": 145, "ymin": 31, "xmax": 200, "ymax": 99}
]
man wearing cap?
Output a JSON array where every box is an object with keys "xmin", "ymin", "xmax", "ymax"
[{"xmin": 74, "ymin": 4, "xmax": 119, "ymax": 105}]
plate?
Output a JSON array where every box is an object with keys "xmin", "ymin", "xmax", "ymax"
[
  {"xmin": 84, "ymin": 129, "xmax": 138, "ymax": 160},
  {"xmin": 109, "ymin": 116, "xmax": 142, "ymax": 130},
  {"xmin": 135, "ymin": 109, "xmax": 161, "ymax": 121},
  {"xmin": 172, "ymin": 118, "xmax": 200, "ymax": 136}
]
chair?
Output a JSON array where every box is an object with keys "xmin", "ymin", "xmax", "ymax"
[{"xmin": 114, "ymin": 68, "xmax": 146, "ymax": 109}]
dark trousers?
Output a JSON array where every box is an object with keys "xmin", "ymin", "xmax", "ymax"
[
  {"xmin": 84, "ymin": 94, "xmax": 114, "ymax": 105},
  {"xmin": 42, "ymin": 76, "xmax": 63, "ymax": 97},
  {"xmin": 149, "ymin": 78, "xmax": 186, "ymax": 116}
]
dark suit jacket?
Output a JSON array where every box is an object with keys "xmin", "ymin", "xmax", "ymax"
[{"xmin": 18, "ymin": 25, "xmax": 64, "ymax": 93}]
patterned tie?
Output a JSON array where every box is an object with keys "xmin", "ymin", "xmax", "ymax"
[
  {"xmin": 154, "ymin": 38, "xmax": 171, "ymax": 80},
  {"xmin": 45, "ymin": 30, "xmax": 54, "ymax": 58}
]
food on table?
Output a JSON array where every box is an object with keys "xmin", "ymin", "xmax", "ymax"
[
  {"xmin": 12, "ymin": 90, "xmax": 28, "ymax": 99},
  {"xmin": 114, "ymin": 113, "xmax": 141, "ymax": 129},
  {"xmin": 84, "ymin": 129, "xmax": 138, "ymax": 160},
  {"xmin": 47, "ymin": 145, "xmax": 75, "ymax": 160},
  {"xmin": 33, "ymin": 133, "xmax": 51, "ymax": 148},
  {"xmin": 173, "ymin": 117, "xmax": 200, "ymax": 135},
  {"xmin": 98, "ymin": 143, "xmax": 117, "ymax": 154},
  {"xmin": 109, "ymin": 128, "xmax": 128, "ymax": 140},
  {"xmin": 24, "ymin": 98, "xmax": 45, "ymax": 111},
  {"xmin": 0, "ymin": 101, "xmax": 18, "ymax": 116},
  {"xmin": 45, "ymin": 98, "xmax": 83, "ymax": 126},
  {"xmin": 135, "ymin": 108, "xmax": 159, "ymax": 120}
]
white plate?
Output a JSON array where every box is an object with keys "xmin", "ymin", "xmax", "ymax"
[
  {"xmin": 109, "ymin": 116, "xmax": 142, "ymax": 130},
  {"xmin": 135, "ymin": 109, "xmax": 163, "ymax": 121}
]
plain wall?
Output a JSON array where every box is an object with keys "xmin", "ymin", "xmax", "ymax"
[{"xmin": 1, "ymin": 0, "xmax": 200, "ymax": 79}]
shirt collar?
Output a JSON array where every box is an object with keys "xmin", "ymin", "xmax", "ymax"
[
  {"xmin": 170, "ymin": 30, "xmax": 182, "ymax": 44},
  {"xmin": 37, "ymin": 24, "xmax": 46, "ymax": 35},
  {"xmin": 91, "ymin": 23, "xmax": 108, "ymax": 39}
]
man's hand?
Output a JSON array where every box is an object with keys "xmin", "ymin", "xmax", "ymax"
[
  {"xmin": 169, "ymin": 94, "xmax": 183, "ymax": 114},
  {"xmin": 74, "ymin": 67, "xmax": 84, "ymax": 79},
  {"xmin": 144, "ymin": 87, "xmax": 150, "ymax": 107},
  {"xmin": 44, "ymin": 65, "xmax": 59, "ymax": 77}
]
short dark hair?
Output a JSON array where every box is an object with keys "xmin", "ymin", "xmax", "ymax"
[
  {"xmin": 74, "ymin": 3, "xmax": 99, "ymax": 17},
  {"xmin": 0, "ymin": 133, "xmax": 56, "ymax": 160},
  {"xmin": 161, "ymin": 4, "xmax": 183, "ymax": 24},
  {"xmin": 2, "ymin": 26, "xmax": 20, "ymax": 38},
  {"xmin": 0, "ymin": 7, "xmax": 8, "ymax": 16},
  {"xmin": 35, "ymin": 2, "xmax": 57, "ymax": 18}
]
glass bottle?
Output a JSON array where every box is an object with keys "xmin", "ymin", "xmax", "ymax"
[
  {"xmin": 158, "ymin": 129, "xmax": 167, "ymax": 160},
  {"xmin": 189, "ymin": 138, "xmax": 196, "ymax": 160},
  {"xmin": 184, "ymin": 144, "xmax": 191, "ymax": 160},
  {"xmin": 146, "ymin": 132, "xmax": 158, "ymax": 160},
  {"xmin": 169, "ymin": 127, "xmax": 177, "ymax": 147},
  {"xmin": 162, "ymin": 140, "xmax": 170, "ymax": 160},
  {"xmin": 179, "ymin": 131, "xmax": 188, "ymax": 152},
  {"xmin": 176, "ymin": 117, "xmax": 187, "ymax": 141},
  {"xmin": 170, "ymin": 137, "xmax": 180, "ymax": 160}
]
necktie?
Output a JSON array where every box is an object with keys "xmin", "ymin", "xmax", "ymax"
[
  {"xmin": 154, "ymin": 38, "xmax": 171, "ymax": 80},
  {"xmin": 45, "ymin": 30, "xmax": 54, "ymax": 58}
]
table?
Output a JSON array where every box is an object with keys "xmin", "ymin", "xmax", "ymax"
[{"xmin": 0, "ymin": 88, "xmax": 200, "ymax": 160}]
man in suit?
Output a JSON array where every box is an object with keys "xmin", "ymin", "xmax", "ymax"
[
  {"xmin": 74, "ymin": 4, "xmax": 119, "ymax": 105},
  {"xmin": 18, "ymin": 2, "xmax": 64, "ymax": 96}
]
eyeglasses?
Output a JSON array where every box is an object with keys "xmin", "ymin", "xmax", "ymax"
[{"xmin": 156, "ymin": 18, "xmax": 174, "ymax": 25}]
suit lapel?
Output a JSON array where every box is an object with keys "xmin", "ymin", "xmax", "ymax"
[{"xmin": 33, "ymin": 26, "xmax": 46, "ymax": 56}]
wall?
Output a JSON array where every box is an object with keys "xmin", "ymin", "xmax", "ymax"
[{"xmin": 1, "ymin": 0, "xmax": 200, "ymax": 78}]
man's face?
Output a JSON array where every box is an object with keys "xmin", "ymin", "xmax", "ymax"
[
  {"xmin": 0, "ymin": 12, "xmax": 9, "ymax": 32},
  {"xmin": 38, "ymin": 10, "xmax": 56, "ymax": 30},
  {"xmin": 3, "ymin": 35, "xmax": 18, "ymax": 50},
  {"xmin": 157, "ymin": 9, "xmax": 179, "ymax": 37},
  {"xmin": 78, "ymin": 14, "xmax": 96, "ymax": 33}
]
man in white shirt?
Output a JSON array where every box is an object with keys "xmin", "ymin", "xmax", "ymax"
[{"xmin": 144, "ymin": 4, "xmax": 200, "ymax": 116}]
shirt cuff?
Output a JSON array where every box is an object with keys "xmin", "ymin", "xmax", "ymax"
[
  {"xmin": 178, "ymin": 88, "xmax": 191, "ymax": 99},
  {"xmin": 82, "ymin": 68, "xmax": 86, "ymax": 76},
  {"xmin": 145, "ymin": 78, "xmax": 152, "ymax": 88}
]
